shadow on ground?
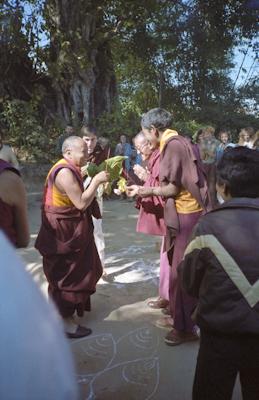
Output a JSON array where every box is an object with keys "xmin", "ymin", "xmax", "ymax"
[{"xmin": 20, "ymin": 197, "xmax": 241, "ymax": 400}]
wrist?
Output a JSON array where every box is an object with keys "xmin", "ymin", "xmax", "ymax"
[
  {"xmin": 138, "ymin": 186, "xmax": 153, "ymax": 197},
  {"xmin": 92, "ymin": 175, "xmax": 101, "ymax": 186}
]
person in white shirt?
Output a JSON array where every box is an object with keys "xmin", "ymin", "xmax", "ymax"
[{"xmin": 238, "ymin": 127, "xmax": 255, "ymax": 149}]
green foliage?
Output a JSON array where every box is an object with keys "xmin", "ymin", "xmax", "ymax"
[
  {"xmin": 0, "ymin": 0, "xmax": 258, "ymax": 160},
  {"xmin": 1, "ymin": 99, "xmax": 60, "ymax": 161},
  {"xmin": 173, "ymin": 120, "xmax": 204, "ymax": 138},
  {"xmin": 96, "ymin": 105, "xmax": 141, "ymax": 145}
]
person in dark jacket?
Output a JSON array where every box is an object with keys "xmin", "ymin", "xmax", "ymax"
[{"xmin": 180, "ymin": 146, "xmax": 259, "ymax": 400}]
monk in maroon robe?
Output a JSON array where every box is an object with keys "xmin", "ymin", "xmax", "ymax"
[
  {"xmin": 127, "ymin": 108, "xmax": 211, "ymax": 346},
  {"xmin": 0, "ymin": 159, "xmax": 29, "ymax": 248},
  {"xmin": 35, "ymin": 136, "xmax": 109, "ymax": 338},
  {"xmin": 133, "ymin": 132, "xmax": 170, "ymax": 308}
]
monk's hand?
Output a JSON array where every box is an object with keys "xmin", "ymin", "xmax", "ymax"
[
  {"xmin": 94, "ymin": 171, "xmax": 110, "ymax": 185},
  {"xmin": 126, "ymin": 185, "xmax": 139, "ymax": 197},
  {"xmin": 133, "ymin": 165, "xmax": 148, "ymax": 181}
]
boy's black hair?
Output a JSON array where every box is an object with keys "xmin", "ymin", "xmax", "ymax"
[
  {"xmin": 141, "ymin": 108, "xmax": 173, "ymax": 131},
  {"xmin": 80, "ymin": 125, "xmax": 98, "ymax": 137},
  {"xmin": 216, "ymin": 146, "xmax": 259, "ymax": 198}
]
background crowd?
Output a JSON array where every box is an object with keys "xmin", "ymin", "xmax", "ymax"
[{"xmin": 1, "ymin": 115, "xmax": 259, "ymax": 399}]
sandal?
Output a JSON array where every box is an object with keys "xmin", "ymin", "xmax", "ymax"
[
  {"xmin": 155, "ymin": 316, "xmax": 174, "ymax": 330},
  {"xmin": 161, "ymin": 306, "xmax": 171, "ymax": 315},
  {"xmin": 147, "ymin": 298, "xmax": 169, "ymax": 309},
  {"xmin": 164, "ymin": 329, "xmax": 199, "ymax": 346},
  {"xmin": 66, "ymin": 325, "xmax": 92, "ymax": 339}
]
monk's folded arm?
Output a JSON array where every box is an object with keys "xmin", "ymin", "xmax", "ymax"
[
  {"xmin": 138, "ymin": 182, "xmax": 179, "ymax": 198},
  {"xmin": 55, "ymin": 168, "xmax": 100, "ymax": 211},
  {"xmin": 81, "ymin": 176, "xmax": 103, "ymax": 209}
]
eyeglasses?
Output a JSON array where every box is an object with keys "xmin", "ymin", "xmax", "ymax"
[{"xmin": 135, "ymin": 142, "xmax": 149, "ymax": 152}]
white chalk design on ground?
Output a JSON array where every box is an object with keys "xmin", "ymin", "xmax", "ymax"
[
  {"xmin": 86, "ymin": 357, "xmax": 160, "ymax": 400},
  {"xmin": 72, "ymin": 328, "xmax": 160, "ymax": 400},
  {"xmin": 71, "ymin": 334, "xmax": 116, "ymax": 376},
  {"xmin": 117, "ymin": 327, "xmax": 159, "ymax": 354},
  {"xmin": 100, "ymin": 245, "xmax": 160, "ymax": 286}
]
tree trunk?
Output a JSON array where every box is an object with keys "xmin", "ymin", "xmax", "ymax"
[{"xmin": 45, "ymin": 0, "xmax": 116, "ymax": 125}]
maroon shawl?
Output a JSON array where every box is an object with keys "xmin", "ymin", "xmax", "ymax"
[
  {"xmin": 159, "ymin": 135, "xmax": 211, "ymax": 253},
  {"xmin": 87, "ymin": 144, "xmax": 109, "ymax": 166},
  {"xmin": 0, "ymin": 159, "xmax": 20, "ymax": 246},
  {"xmin": 136, "ymin": 149, "xmax": 166, "ymax": 236}
]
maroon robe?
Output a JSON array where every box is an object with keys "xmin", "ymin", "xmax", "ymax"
[
  {"xmin": 135, "ymin": 150, "xmax": 170, "ymax": 300},
  {"xmin": 136, "ymin": 149, "xmax": 166, "ymax": 236},
  {"xmin": 0, "ymin": 159, "xmax": 20, "ymax": 246},
  {"xmin": 159, "ymin": 135, "xmax": 211, "ymax": 332},
  {"xmin": 87, "ymin": 144, "xmax": 109, "ymax": 165},
  {"xmin": 35, "ymin": 161, "xmax": 102, "ymax": 318},
  {"xmin": 160, "ymin": 135, "xmax": 211, "ymax": 256}
]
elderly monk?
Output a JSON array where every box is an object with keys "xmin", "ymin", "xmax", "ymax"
[
  {"xmin": 0, "ymin": 159, "xmax": 29, "ymax": 247},
  {"xmin": 133, "ymin": 132, "xmax": 170, "ymax": 311},
  {"xmin": 127, "ymin": 108, "xmax": 211, "ymax": 346},
  {"xmin": 35, "ymin": 136, "xmax": 109, "ymax": 339}
]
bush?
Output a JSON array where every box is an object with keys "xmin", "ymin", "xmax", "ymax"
[{"xmin": 1, "ymin": 99, "xmax": 61, "ymax": 162}]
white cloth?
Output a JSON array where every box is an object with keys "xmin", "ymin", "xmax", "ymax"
[
  {"xmin": 0, "ymin": 232, "xmax": 78, "ymax": 400},
  {"xmin": 93, "ymin": 195, "xmax": 105, "ymax": 267},
  {"xmin": 0, "ymin": 144, "xmax": 19, "ymax": 169},
  {"xmin": 217, "ymin": 192, "xmax": 225, "ymax": 204},
  {"xmin": 243, "ymin": 141, "xmax": 254, "ymax": 149},
  {"xmin": 93, "ymin": 216, "xmax": 105, "ymax": 267},
  {"xmin": 83, "ymin": 178, "xmax": 105, "ymax": 267}
]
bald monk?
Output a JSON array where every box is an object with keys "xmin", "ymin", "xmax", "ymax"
[
  {"xmin": 35, "ymin": 136, "xmax": 109, "ymax": 338},
  {"xmin": 0, "ymin": 159, "xmax": 29, "ymax": 248}
]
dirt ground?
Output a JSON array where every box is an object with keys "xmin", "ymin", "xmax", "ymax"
[{"xmin": 18, "ymin": 189, "xmax": 242, "ymax": 400}]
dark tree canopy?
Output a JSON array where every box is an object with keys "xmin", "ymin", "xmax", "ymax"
[{"xmin": 0, "ymin": 0, "xmax": 258, "ymax": 158}]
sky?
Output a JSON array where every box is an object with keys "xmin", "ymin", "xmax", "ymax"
[
  {"xmin": 16, "ymin": 0, "xmax": 259, "ymax": 89},
  {"xmin": 231, "ymin": 45, "xmax": 258, "ymax": 88}
]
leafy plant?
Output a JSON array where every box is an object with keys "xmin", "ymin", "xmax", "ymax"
[{"xmin": 1, "ymin": 99, "xmax": 60, "ymax": 161}]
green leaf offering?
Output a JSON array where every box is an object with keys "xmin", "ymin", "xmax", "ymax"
[
  {"xmin": 81, "ymin": 156, "xmax": 128, "ymax": 193},
  {"xmin": 117, "ymin": 177, "xmax": 127, "ymax": 193}
]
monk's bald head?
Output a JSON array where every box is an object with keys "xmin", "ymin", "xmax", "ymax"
[
  {"xmin": 62, "ymin": 136, "xmax": 87, "ymax": 167},
  {"xmin": 133, "ymin": 131, "xmax": 153, "ymax": 160},
  {"xmin": 134, "ymin": 132, "xmax": 146, "ymax": 145},
  {"xmin": 62, "ymin": 136, "xmax": 84, "ymax": 155}
]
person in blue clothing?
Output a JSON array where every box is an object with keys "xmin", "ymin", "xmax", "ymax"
[
  {"xmin": 115, "ymin": 134, "xmax": 133, "ymax": 172},
  {"xmin": 215, "ymin": 129, "xmax": 235, "ymax": 163}
]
